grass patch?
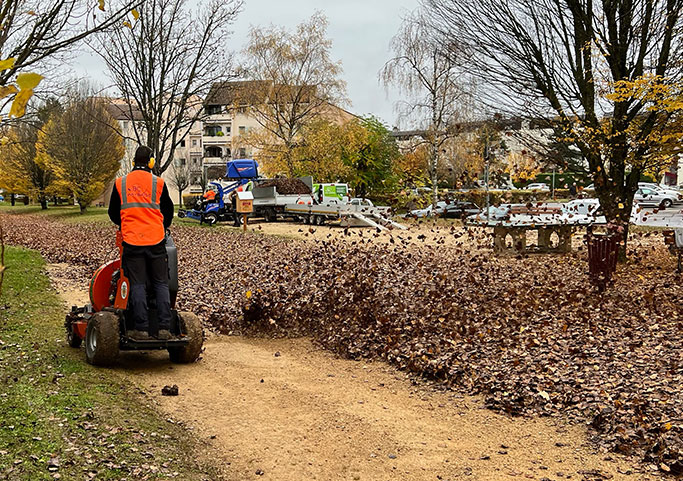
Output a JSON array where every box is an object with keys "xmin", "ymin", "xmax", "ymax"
[
  {"xmin": 0, "ymin": 204, "xmax": 110, "ymax": 225},
  {"xmin": 0, "ymin": 247, "xmax": 221, "ymax": 480}
]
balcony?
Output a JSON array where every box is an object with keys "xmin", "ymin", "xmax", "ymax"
[
  {"xmin": 202, "ymin": 135, "xmax": 230, "ymax": 146},
  {"xmin": 202, "ymin": 156, "xmax": 226, "ymax": 166}
]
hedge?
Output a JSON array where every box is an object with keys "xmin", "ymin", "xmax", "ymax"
[{"xmin": 182, "ymin": 194, "xmax": 201, "ymax": 209}]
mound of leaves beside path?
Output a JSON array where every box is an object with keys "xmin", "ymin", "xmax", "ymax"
[{"xmin": 2, "ymin": 212, "xmax": 681, "ymax": 474}]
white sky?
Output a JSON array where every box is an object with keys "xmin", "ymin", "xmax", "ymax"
[{"xmin": 73, "ymin": 0, "xmax": 421, "ymax": 128}]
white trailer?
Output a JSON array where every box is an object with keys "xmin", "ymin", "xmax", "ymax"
[
  {"xmin": 250, "ymin": 177, "xmax": 315, "ymax": 222},
  {"xmin": 284, "ymin": 203, "xmax": 406, "ymax": 230}
]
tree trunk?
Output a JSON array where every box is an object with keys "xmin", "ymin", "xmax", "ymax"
[
  {"xmin": 10, "ymin": 194, "xmax": 15, "ymax": 206},
  {"xmin": 79, "ymin": 202, "xmax": 87, "ymax": 214},
  {"xmin": 40, "ymin": 196, "xmax": 48, "ymax": 210},
  {"xmin": 431, "ymin": 140, "xmax": 439, "ymax": 210},
  {"xmin": 178, "ymin": 189, "xmax": 183, "ymax": 206}
]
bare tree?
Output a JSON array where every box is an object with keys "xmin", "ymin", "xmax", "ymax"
[
  {"xmin": 0, "ymin": 0, "xmax": 136, "ymax": 100},
  {"xmin": 381, "ymin": 10, "xmax": 470, "ymax": 209},
  {"xmin": 169, "ymin": 160, "xmax": 191, "ymax": 205},
  {"xmin": 241, "ymin": 12, "xmax": 347, "ymax": 178},
  {"xmin": 94, "ymin": 0, "xmax": 242, "ymax": 175},
  {"xmin": 425, "ymin": 0, "xmax": 683, "ymax": 255}
]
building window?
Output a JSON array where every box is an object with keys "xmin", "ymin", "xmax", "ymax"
[
  {"xmin": 205, "ymin": 125, "xmax": 222, "ymax": 136},
  {"xmin": 122, "ymin": 121, "xmax": 128, "ymax": 130},
  {"xmin": 239, "ymin": 148, "xmax": 246, "ymax": 158},
  {"xmin": 205, "ymin": 146, "xmax": 222, "ymax": 158},
  {"xmin": 180, "ymin": 140, "xmax": 186, "ymax": 147},
  {"xmin": 192, "ymin": 139, "xmax": 197, "ymax": 147},
  {"xmin": 238, "ymin": 126, "xmax": 246, "ymax": 135},
  {"xmin": 206, "ymin": 105, "xmax": 222, "ymax": 115},
  {"xmin": 225, "ymin": 125, "xmax": 231, "ymax": 134}
]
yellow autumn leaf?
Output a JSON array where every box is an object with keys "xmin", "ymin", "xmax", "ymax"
[
  {"xmin": 131, "ymin": 8, "xmax": 140, "ymax": 20},
  {"xmin": 16, "ymin": 72, "xmax": 43, "ymax": 91},
  {"xmin": 246, "ymin": 290, "xmax": 252, "ymax": 299},
  {"xmin": 123, "ymin": 20, "xmax": 132, "ymax": 29},
  {"xmin": 98, "ymin": 0, "xmax": 105, "ymax": 11},
  {"xmin": 664, "ymin": 422, "xmax": 672, "ymax": 431},
  {"xmin": 0, "ymin": 85, "xmax": 18, "ymax": 99},
  {"xmin": 618, "ymin": 203, "xmax": 624, "ymax": 209},
  {"xmin": 0, "ymin": 57, "xmax": 15, "ymax": 71},
  {"xmin": 27, "ymin": 10, "xmax": 36, "ymax": 15},
  {"xmin": 9, "ymin": 89, "xmax": 34, "ymax": 118}
]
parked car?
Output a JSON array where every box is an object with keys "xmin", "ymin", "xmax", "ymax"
[
  {"xmin": 0, "ymin": 194, "xmax": 4, "ymax": 202},
  {"xmin": 638, "ymin": 182, "xmax": 682, "ymax": 200},
  {"xmin": 634, "ymin": 187, "xmax": 677, "ymax": 208},
  {"xmin": 526, "ymin": 183, "xmax": 550, "ymax": 191},
  {"xmin": 442, "ymin": 201, "xmax": 480, "ymax": 219},
  {"xmin": 466, "ymin": 204, "xmax": 513, "ymax": 223},
  {"xmin": 409, "ymin": 201, "xmax": 448, "ymax": 218}
]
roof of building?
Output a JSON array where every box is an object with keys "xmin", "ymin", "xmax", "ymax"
[
  {"xmin": 106, "ymin": 99, "xmax": 145, "ymax": 121},
  {"xmin": 205, "ymin": 80, "xmax": 322, "ymax": 107},
  {"xmin": 205, "ymin": 80, "xmax": 272, "ymax": 106}
]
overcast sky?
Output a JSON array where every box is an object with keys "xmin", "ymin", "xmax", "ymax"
[{"xmin": 74, "ymin": 0, "xmax": 420, "ymax": 128}]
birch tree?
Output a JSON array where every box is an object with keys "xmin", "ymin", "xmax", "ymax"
[
  {"xmin": 381, "ymin": 10, "xmax": 470, "ymax": 209},
  {"xmin": 241, "ymin": 13, "xmax": 347, "ymax": 178}
]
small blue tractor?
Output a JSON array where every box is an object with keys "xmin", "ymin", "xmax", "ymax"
[{"xmin": 178, "ymin": 159, "xmax": 258, "ymax": 226}]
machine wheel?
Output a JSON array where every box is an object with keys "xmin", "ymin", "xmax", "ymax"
[
  {"xmin": 661, "ymin": 199, "xmax": 673, "ymax": 208},
  {"xmin": 85, "ymin": 311, "xmax": 120, "ymax": 366},
  {"xmin": 66, "ymin": 320, "xmax": 82, "ymax": 348},
  {"xmin": 168, "ymin": 312, "xmax": 203, "ymax": 363},
  {"xmin": 177, "ymin": 210, "xmax": 186, "ymax": 219},
  {"xmin": 264, "ymin": 209, "xmax": 277, "ymax": 222},
  {"xmin": 233, "ymin": 213, "xmax": 244, "ymax": 227},
  {"xmin": 204, "ymin": 212, "xmax": 218, "ymax": 225}
]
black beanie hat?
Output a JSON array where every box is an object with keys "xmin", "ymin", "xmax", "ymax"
[{"xmin": 134, "ymin": 146, "xmax": 152, "ymax": 166}]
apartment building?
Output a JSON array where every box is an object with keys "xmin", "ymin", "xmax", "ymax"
[
  {"xmin": 103, "ymin": 98, "xmax": 203, "ymax": 204},
  {"xmin": 99, "ymin": 83, "xmax": 357, "ymax": 204},
  {"xmin": 203, "ymin": 80, "xmax": 356, "ymax": 169}
]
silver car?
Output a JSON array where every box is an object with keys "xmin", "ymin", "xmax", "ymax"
[
  {"xmin": 634, "ymin": 187, "xmax": 677, "ymax": 208},
  {"xmin": 409, "ymin": 201, "xmax": 448, "ymax": 218}
]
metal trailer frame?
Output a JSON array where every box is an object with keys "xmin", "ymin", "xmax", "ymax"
[{"xmin": 284, "ymin": 203, "xmax": 406, "ymax": 230}]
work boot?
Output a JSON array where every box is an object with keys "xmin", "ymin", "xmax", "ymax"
[
  {"xmin": 128, "ymin": 329, "xmax": 151, "ymax": 341},
  {"xmin": 157, "ymin": 330, "xmax": 173, "ymax": 340}
]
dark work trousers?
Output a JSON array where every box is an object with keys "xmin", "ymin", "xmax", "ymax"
[{"xmin": 122, "ymin": 241, "xmax": 171, "ymax": 332}]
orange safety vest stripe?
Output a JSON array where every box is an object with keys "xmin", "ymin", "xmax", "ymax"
[{"xmin": 116, "ymin": 170, "xmax": 165, "ymax": 246}]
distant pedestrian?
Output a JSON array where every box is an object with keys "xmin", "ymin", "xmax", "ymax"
[{"xmin": 569, "ymin": 182, "xmax": 578, "ymax": 198}]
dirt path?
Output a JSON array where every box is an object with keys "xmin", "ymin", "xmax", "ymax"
[{"xmin": 47, "ymin": 265, "xmax": 647, "ymax": 481}]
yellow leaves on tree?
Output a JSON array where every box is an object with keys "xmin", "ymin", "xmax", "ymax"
[
  {"xmin": 37, "ymin": 97, "xmax": 124, "ymax": 213},
  {"xmin": 505, "ymin": 151, "xmax": 542, "ymax": 183},
  {"xmin": 0, "ymin": 67, "xmax": 44, "ymax": 119},
  {"xmin": 0, "ymin": 58, "xmax": 15, "ymax": 71}
]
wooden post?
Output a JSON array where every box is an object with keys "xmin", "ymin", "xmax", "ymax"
[{"xmin": 243, "ymin": 214, "xmax": 247, "ymax": 232}]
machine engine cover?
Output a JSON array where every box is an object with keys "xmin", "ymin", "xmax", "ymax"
[{"xmin": 90, "ymin": 260, "xmax": 120, "ymax": 311}]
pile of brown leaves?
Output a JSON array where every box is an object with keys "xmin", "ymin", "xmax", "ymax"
[
  {"xmin": 1, "ymin": 212, "xmax": 681, "ymax": 474},
  {"xmin": 255, "ymin": 178, "xmax": 312, "ymax": 195}
]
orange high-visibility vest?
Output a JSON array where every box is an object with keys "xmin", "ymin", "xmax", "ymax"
[
  {"xmin": 115, "ymin": 170, "xmax": 165, "ymax": 246},
  {"xmin": 203, "ymin": 190, "xmax": 216, "ymax": 201}
]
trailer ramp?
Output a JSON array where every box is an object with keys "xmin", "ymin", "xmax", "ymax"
[{"xmin": 369, "ymin": 213, "xmax": 407, "ymax": 230}]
